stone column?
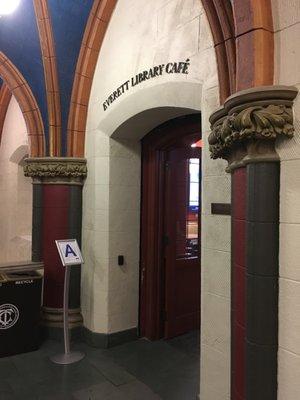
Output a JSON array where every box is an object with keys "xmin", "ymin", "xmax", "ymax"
[
  {"xmin": 24, "ymin": 157, "xmax": 87, "ymax": 334},
  {"xmin": 208, "ymin": 86, "xmax": 298, "ymax": 400}
]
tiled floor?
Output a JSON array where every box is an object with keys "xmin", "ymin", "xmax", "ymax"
[{"xmin": 0, "ymin": 331, "xmax": 199, "ymax": 400}]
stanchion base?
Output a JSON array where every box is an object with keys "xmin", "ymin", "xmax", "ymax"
[{"xmin": 50, "ymin": 351, "xmax": 85, "ymax": 365}]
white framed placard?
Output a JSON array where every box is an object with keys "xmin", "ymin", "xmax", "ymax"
[{"xmin": 55, "ymin": 239, "xmax": 84, "ymax": 266}]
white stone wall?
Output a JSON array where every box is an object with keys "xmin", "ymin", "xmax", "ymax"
[
  {"xmin": 0, "ymin": 95, "xmax": 32, "ymax": 263},
  {"xmin": 83, "ymin": 0, "xmax": 231, "ymax": 397},
  {"xmin": 272, "ymin": 0, "xmax": 300, "ymax": 398},
  {"xmin": 200, "ymin": 86, "xmax": 231, "ymax": 400}
]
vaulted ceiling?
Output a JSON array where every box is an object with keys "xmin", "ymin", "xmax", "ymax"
[
  {"xmin": 0, "ymin": 0, "xmax": 274, "ymax": 157},
  {"xmin": 0, "ymin": 0, "xmax": 94, "ymax": 155}
]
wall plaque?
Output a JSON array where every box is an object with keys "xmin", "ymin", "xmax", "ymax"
[{"xmin": 211, "ymin": 203, "xmax": 231, "ymax": 216}]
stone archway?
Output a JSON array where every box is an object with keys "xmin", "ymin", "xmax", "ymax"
[
  {"xmin": 67, "ymin": 0, "xmax": 274, "ymax": 157},
  {"xmin": 0, "ymin": 52, "xmax": 45, "ymax": 157}
]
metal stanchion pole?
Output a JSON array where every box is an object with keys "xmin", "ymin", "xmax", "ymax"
[
  {"xmin": 50, "ymin": 266, "xmax": 85, "ymax": 365},
  {"xmin": 63, "ymin": 265, "xmax": 70, "ymax": 355}
]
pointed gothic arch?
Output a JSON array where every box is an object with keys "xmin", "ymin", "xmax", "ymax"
[
  {"xmin": 0, "ymin": 52, "xmax": 45, "ymax": 157},
  {"xmin": 67, "ymin": 0, "xmax": 274, "ymax": 158}
]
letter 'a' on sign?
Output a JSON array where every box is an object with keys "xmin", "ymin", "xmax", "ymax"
[
  {"xmin": 55, "ymin": 239, "xmax": 84, "ymax": 267},
  {"xmin": 65, "ymin": 244, "xmax": 77, "ymax": 257}
]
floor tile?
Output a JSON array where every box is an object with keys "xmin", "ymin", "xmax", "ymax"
[
  {"xmin": 35, "ymin": 361, "xmax": 107, "ymax": 395},
  {"xmin": 0, "ymin": 358, "xmax": 19, "ymax": 379},
  {"xmin": 0, "ymin": 331, "xmax": 200, "ymax": 400},
  {"xmin": 73, "ymin": 381, "xmax": 123, "ymax": 400},
  {"xmin": 118, "ymin": 380, "xmax": 162, "ymax": 400},
  {"xmin": 37, "ymin": 393, "xmax": 76, "ymax": 400},
  {"xmin": 168, "ymin": 330, "xmax": 200, "ymax": 358},
  {"xmin": 88, "ymin": 352, "xmax": 136, "ymax": 386},
  {"xmin": 0, "ymin": 380, "xmax": 14, "ymax": 394},
  {"xmin": 0, "ymin": 394, "xmax": 16, "ymax": 400}
]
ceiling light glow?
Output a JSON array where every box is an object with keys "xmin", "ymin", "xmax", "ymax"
[{"xmin": 0, "ymin": 0, "xmax": 20, "ymax": 15}]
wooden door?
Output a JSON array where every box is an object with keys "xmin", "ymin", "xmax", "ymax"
[
  {"xmin": 163, "ymin": 146, "xmax": 201, "ymax": 338},
  {"xmin": 139, "ymin": 114, "xmax": 201, "ymax": 340}
]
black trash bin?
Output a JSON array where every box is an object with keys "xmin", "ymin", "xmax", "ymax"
[{"xmin": 0, "ymin": 269, "xmax": 43, "ymax": 357}]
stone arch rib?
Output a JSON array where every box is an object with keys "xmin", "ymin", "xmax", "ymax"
[
  {"xmin": 201, "ymin": 0, "xmax": 274, "ymax": 99},
  {"xmin": 33, "ymin": 0, "xmax": 62, "ymax": 157},
  {"xmin": 232, "ymin": 0, "xmax": 274, "ymax": 91},
  {"xmin": 0, "ymin": 83, "xmax": 12, "ymax": 147},
  {"xmin": 201, "ymin": 0, "xmax": 236, "ymax": 103},
  {"xmin": 0, "ymin": 52, "xmax": 45, "ymax": 157},
  {"xmin": 67, "ymin": 0, "xmax": 117, "ymax": 157}
]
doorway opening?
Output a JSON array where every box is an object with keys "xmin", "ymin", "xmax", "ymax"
[{"xmin": 139, "ymin": 114, "xmax": 201, "ymax": 340}]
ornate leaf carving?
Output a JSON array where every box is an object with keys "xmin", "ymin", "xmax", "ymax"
[
  {"xmin": 24, "ymin": 159, "xmax": 87, "ymax": 178},
  {"xmin": 208, "ymin": 105, "xmax": 294, "ymax": 159}
]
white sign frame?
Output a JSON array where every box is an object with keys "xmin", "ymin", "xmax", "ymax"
[{"xmin": 55, "ymin": 239, "xmax": 84, "ymax": 267}]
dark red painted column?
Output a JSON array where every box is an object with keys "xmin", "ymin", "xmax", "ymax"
[
  {"xmin": 231, "ymin": 167, "xmax": 246, "ymax": 400},
  {"xmin": 24, "ymin": 157, "xmax": 87, "ymax": 332},
  {"xmin": 245, "ymin": 162, "xmax": 279, "ymax": 399},
  {"xmin": 42, "ymin": 185, "xmax": 69, "ymax": 308},
  {"xmin": 208, "ymin": 86, "xmax": 298, "ymax": 400}
]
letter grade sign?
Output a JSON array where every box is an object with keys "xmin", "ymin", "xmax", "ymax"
[{"xmin": 55, "ymin": 239, "xmax": 84, "ymax": 266}]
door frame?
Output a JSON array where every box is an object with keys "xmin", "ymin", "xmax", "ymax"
[{"xmin": 139, "ymin": 114, "xmax": 201, "ymax": 340}]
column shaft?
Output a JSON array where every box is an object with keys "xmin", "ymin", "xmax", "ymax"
[
  {"xmin": 208, "ymin": 85, "xmax": 298, "ymax": 400},
  {"xmin": 245, "ymin": 162, "xmax": 279, "ymax": 400},
  {"xmin": 231, "ymin": 167, "xmax": 247, "ymax": 400},
  {"xmin": 42, "ymin": 184, "xmax": 69, "ymax": 308},
  {"xmin": 25, "ymin": 157, "xmax": 87, "ymax": 330}
]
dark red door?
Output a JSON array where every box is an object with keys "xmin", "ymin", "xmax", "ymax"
[
  {"xmin": 163, "ymin": 146, "xmax": 201, "ymax": 338},
  {"xmin": 139, "ymin": 114, "xmax": 201, "ymax": 340}
]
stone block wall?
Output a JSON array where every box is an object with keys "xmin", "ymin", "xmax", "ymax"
[
  {"xmin": 272, "ymin": 0, "xmax": 300, "ymax": 397},
  {"xmin": 0, "ymin": 95, "xmax": 32, "ymax": 263}
]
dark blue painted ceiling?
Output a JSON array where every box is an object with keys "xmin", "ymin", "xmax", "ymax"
[
  {"xmin": 48, "ymin": 0, "xmax": 94, "ymax": 154},
  {"xmin": 0, "ymin": 1, "xmax": 48, "ymax": 151},
  {"xmin": 0, "ymin": 0, "xmax": 94, "ymax": 155}
]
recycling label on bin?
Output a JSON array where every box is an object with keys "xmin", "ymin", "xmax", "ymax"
[
  {"xmin": 0, "ymin": 304, "xmax": 19, "ymax": 329},
  {"xmin": 55, "ymin": 239, "xmax": 84, "ymax": 266}
]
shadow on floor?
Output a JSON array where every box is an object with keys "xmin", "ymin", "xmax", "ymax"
[{"xmin": 0, "ymin": 330, "xmax": 200, "ymax": 400}]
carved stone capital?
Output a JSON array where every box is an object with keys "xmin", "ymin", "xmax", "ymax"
[
  {"xmin": 208, "ymin": 86, "xmax": 298, "ymax": 169},
  {"xmin": 24, "ymin": 157, "xmax": 87, "ymax": 185}
]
